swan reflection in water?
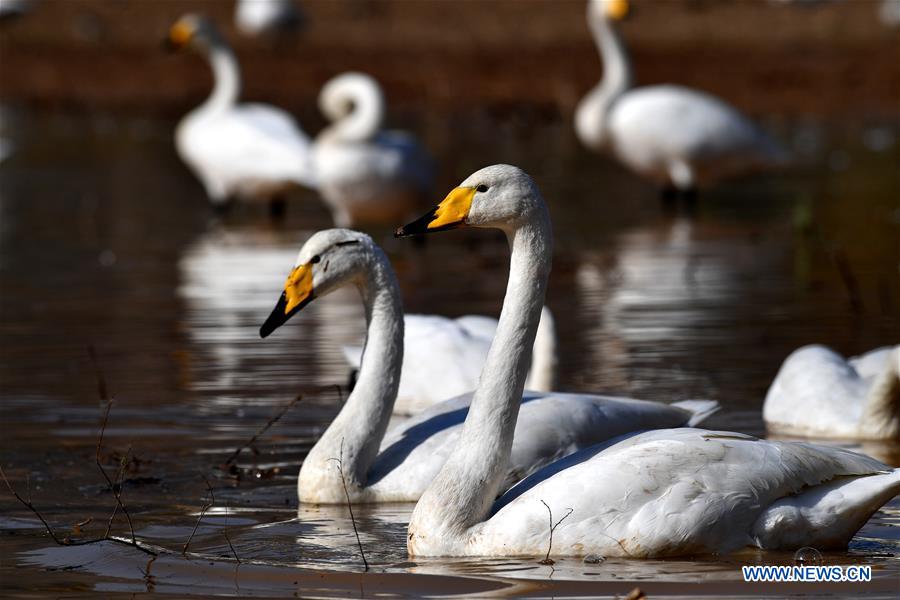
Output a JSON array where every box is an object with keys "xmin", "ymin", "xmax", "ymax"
[{"xmin": 177, "ymin": 224, "xmax": 365, "ymax": 406}]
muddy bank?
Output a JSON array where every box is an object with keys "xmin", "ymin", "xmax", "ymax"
[{"xmin": 0, "ymin": 0, "xmax": 898, "ymax": 119}]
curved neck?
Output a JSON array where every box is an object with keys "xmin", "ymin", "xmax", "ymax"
[
  {"xmin": 410, "ymin": 211, "xmax": 553, "ymax": 540},
  {"xmin": 299, "ymin": 252, "xmax": 404, "ymax": 496},
  {"xmin": 202, "ymin": 42, "xmax": 241, "ymax": 112},
  {"xmin": 321, "ymin": 83, "xmax": 384, "ymax": 143},
  {"xmin": 575, "ymin": 13, "xmax": 632, "ymax": 149}
]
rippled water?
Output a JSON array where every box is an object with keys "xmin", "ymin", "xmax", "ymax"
[{"xmin": 0, "ymin": 111, "xmax": 898, "ymax": 597}]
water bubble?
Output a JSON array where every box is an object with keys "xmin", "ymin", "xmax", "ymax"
[
  {"xmin": 794, "ymin": 546, "xmax": 824, "ymax": 565},
  {"xmin": 583, "ymin": 553, "xmax": 605, "ymax": 564}
]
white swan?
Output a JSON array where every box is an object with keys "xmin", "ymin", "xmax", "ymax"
[
  {"xmin": 576, "ymin": 0, "xmax": 786, "ymax": 197},
  {"xmin": 396, "ymin": 164, "xmax": 899, "ymax": 558},
  {"xmin": 234, "ymin": 0, "xmax": 302, "ymax": 37},
  {"xmin": 258, "ymin": 228, "xmax": 718, "ymax": 503},
  {"xmin": 764, "ymin": 344, "xmax": 900, "ymax": 440},
  {"xmin": 167, "ymin": 14, "xmax": 315, "ymax": 211},
  {"xmin": 312, "ymin": 72, "xmax": 433, "ymax": 227},
  {"xmin": 341, "ymin": 306, "xmax": 558, "ymax": 415}
]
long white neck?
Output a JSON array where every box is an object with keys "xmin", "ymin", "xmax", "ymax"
[
  {"xmin": 297, "ymin": 251, "xmax": 404, "ymax": 502},
  {"xmin": 319, "ymin": 78, "xmax": 384, "ymax": 143},
  {"xmin": 409, "ymin": 211, "xmax": 553, "ymax": 548},
  {"xmin": 202, "ymin": 41, "xmax": 241, "ymax": 113},
  {"xmin": 574, "ymin": 12, "xmax": 632, "ymax": 150}
]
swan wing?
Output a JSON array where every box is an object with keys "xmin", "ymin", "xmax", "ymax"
[
  {"xmin": 480, "ymin": 428, "xmax": 896, "ymax": 557},
  {"xmin": 369, "ymin": 393, "xmax": 717, "ymax": 500},
  {"xmin": 178, "ymin": 104, "xmax": 316, "ymax": 195},
  {"xmin": 609, "ymin": 85, "xmax": 784, "ymax": 182},
  {"xmin": 763, "ymin": 345, "xmax": 869, "ymax": 437},
  {"xmin": 849, "ymin": 345, "xmax": 897, "ymax": 380}
]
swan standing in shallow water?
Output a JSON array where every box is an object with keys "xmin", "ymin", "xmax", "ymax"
[
  {"xmin": 167, "ymin": 14, "xmax": 315, "ymax": 213},
  {"xmin": 765, "ymin": 345, "xmax": 900, "ymax": 440},
  {"xmin": 576, "ymin": 0, "xmax": 786, "ymax": 200},
  {"xmin": 258, "ymin": 229, "xmax": 718, "ymax": 503},
  {"xmin": 396, "ymin": 164, "xmax": 899, "ymax": 557},
  {"xmin": 342, "ymin": 306, "xmax": 558, "ymax": 415},
  {"xmin": 312, "ymin": 72, "xmax": 433, "ymax": 227}
]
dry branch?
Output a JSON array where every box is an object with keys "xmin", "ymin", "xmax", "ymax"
[
  {"xmin": 329, "ymin": 439, "xmax": 368, "ymax": 572},
  {"xmin": 223, "ymin": 393, "xmax": 303, "ymax": 467},
  {"xmin": 538, "ymin": 500, "xmax": 573, "ymax": 565}
]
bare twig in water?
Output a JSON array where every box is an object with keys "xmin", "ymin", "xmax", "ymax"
[
  {"xmin": 182, "ymin": 479, "xmax": 214, "ymax": 555},
  {"xmin": 141, "ymin": 554, "xmax": 157, "ymax": 593},
  {"xmin": 538, "ymin": 500, "xmax": 573, "ymax": 565},
  {"xmin": 95, "ymin": 400, "xmax": 137, "ymax": 544},
  {"xmin": 222, "ymin": 504, "xmax": 240, "ymax": 563},
  {"xmin": 88, "ymin": 345, "xmax": 110, "ymax": 402},
  {"xmin": 0, "ymin": 464, "xmax": 157, "ymax": 556},
  {"xmin": 1, "ymin": 464, "xmax": 68, "ymax": 545},
  {"xmin": 329, "ymin": 439, "xmax": 368, "ymax": 571},
  {"xmin": 223, "ymin": 394, "xmax": 303, "ymax": 467}
]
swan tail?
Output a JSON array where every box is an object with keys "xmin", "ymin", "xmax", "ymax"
[
  {"xmin": 858, "ymin": 346, "xmax": 900, "ymax": 439},
  {"xmin": 524, "ymin": 306, "xmax": 558, "ymax": 392},
  {"xmin": 752, "ymin": 469, "xmax": 900, "ymax": 550},
  {"xmin": 671, "ymin": 399, "xmax": 720, "ymax": 427}
]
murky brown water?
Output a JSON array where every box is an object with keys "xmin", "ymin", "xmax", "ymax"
[{"xmin": 0, "ymin": 110, "xmax": 898, "ymax": 597}]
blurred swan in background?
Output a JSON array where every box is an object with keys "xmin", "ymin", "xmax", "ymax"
[
  {"xmin": 234, "ymin": 0, "xmax": 302, "ymax": 37},
  {"xmin": 167, "ymin": 14, "xmax": 315, "ymax": 214},
  {"xmin": 765, "ymin": 345, "xmax": 900, "ymax": 440},
  {"xmin": 399, "ymin": 164, "xmax": 898, "ymax": 558},
  {"xmin": 258, "ymin": 229, "xmax": 718, "ymax": 503},
  {"xmin": 576, "ymin": 0, "xmax": 787, "ymax": 200},
  {"xmin": 341, "ymin": 306, "xmax": 558, "ymax": 415},
  {"xmin": 312, "ymin": 72, "xmax": 433, "ymax": 227},
  {"xmin": 0, "ymin": 0, "xmax": 31, "ymax": 20}
]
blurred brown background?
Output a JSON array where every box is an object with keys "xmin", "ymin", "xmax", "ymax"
[{"xmin": 1, "ymin": 0, "xmax": 898, "ymax": 120}]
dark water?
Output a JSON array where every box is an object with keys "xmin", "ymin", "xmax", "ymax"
[{"xmin": 0, "ymin": 111, "xmax": 898, "ymax": 597}]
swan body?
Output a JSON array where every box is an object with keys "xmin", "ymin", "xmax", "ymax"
[
  {"xmin": 312, "ymin": 73, "xmax": 432, "ymax": 227},
  {"xmin": 259, "ymin": 229, "xmax": 718, "ymax": 504},
  {"xmin": 764, "ymin": 345, "xmax": 900, "ymax": 440},
  {"xmin": 234, "ymin": 0, "xmax": 301, "ymax": 36},
  {"xmin": 168, "ymin": 14, "xmax": 315, "ymax": 207},
  {"xmin": 342, "ymin": 307, "xmax": 558, "ymax": 415},
  {"xmin": 396, "ymin": 164, "xmax": 899, "ymax": 558},
  {"xmin": 576, "ymin": 0, "xmax": 786, "ymax": 191}
]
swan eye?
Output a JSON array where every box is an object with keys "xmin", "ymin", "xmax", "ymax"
[
  {"xmin": 310, "ymin": 255, "xmax": 321, "ymax": 264},
  {"xmin": 476, "ymin": 184, "xmax": 489, "ymax": 193}
]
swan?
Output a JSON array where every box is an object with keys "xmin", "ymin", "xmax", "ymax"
[
  {"xmin": 764, "ymin": 344, "xmax": 900, "ymax": 440},
  {"xmin": 312, "ymin": 72, "xmax": 433, "ymax": 227},
  {"xmin": 167, "ymin": 14, "xmax": 315, "ymax": 213},
  {"xmin": 258, "ymin": 229, "xmax": 719, "ymax": 503},
  {"xmin": 395, "ymin": 164, "xmax": 900, "ymax": 558},
  {"xmin": 341, "ymin": 306, "xmax": 558, "ymax": 415},
  {"xmin": 234, "ymin": 0, "xmax": 302, "ymax": 37},
  {"xmin": 576, "ymin": 0, "xmax": 787, "ymax": 199}
]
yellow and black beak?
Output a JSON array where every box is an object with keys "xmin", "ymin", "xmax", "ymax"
[
  {"xmin": 165, "ymin": 21, "xmax": 194, "ymax": 52},
  {"xmin": 260, "ymin": 263, "xmax": 314, "ymax": 338},
  {"xmin": 606, "ymin": 0, "xmax": 630, "ymax": 21},
  {"xmin": 395, "ymin": 186, "xmax": 476, "ymax": 237}
]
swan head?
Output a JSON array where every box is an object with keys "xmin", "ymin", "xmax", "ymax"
[
  {"xmin": 166, "ymin": 14, "xmax": 224, "ymax": 52},
  {"xmin": 395, "ymin": 164, "xmax": 544, "ymax": 237},
  {"xmin": 589, "ymin": 0, "xmax": 630, "ymax": 22},
  {"xmin": 259, "ymin": 229, "xmax": 377, "ymax": 338}
]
